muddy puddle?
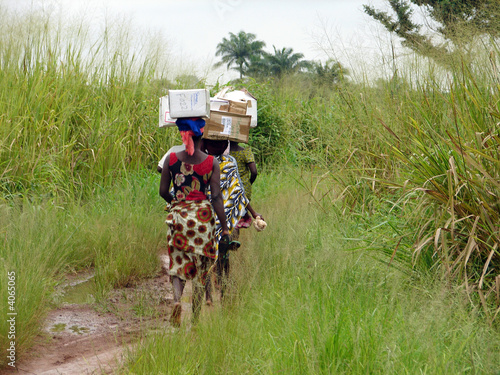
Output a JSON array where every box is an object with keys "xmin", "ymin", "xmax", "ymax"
[{"xmin": 56, "ymin": 273, "xmax": 96, "ymax": 305}]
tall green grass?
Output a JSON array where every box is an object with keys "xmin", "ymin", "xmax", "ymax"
[
  {"xmin": 125, "ymin": 172, "xmax": 500, "ymax": 374},
  {"xmin": 0, "ymin": 6, "xmax": 181, "ymax": 199},
  {"xmin": 352, "ymin": 45, "xmax": 500, "ymax": 319},
  {"xmin": 238, "ymin": 41, "xmax": 500, "ymax": 318},
  {"xmin": 1, "ymin": 2, "xmax": 500, "ymax": 369},
  {"xmin": 0, "ymin": 171, "xmax": 164, "ymax": 365}
]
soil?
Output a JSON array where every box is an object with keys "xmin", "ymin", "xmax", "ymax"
[{"xmin": 0, "ymin": 253, "xmax": 197, "ymax": 375}]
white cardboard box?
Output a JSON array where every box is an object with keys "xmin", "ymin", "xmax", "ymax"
[
  {"xmin": 159, "ymin": 96, "xmax": 176, "ymax": 128},
  {"xmin": 210, "ymin": 98, "xmax": 229, "ymax": 112},
  {"xmin": 168, "ymin": 89, "xmax": 210, "ymax": 119}
]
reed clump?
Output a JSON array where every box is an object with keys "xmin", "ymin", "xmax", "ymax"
[
  {"xmin": 0, "ymin": 7, "xmax": 180, "ymax": 200},
  {"xmin": 383, "ymin": 54, "xmax": 500, "ymax": 321},
  {"xmin": 237, "ymin": 37, "xmax": 500, "ymax": 319}
]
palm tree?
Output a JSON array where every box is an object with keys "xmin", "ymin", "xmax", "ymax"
[
  {"xmin": 244, "ymin": 54, "xmax": 269, "ymax": 78},
  {"xmin": 214, "ymin": 31, "xmax": 266, "ymax": 79},
  {"xmin": 262, "ymin": 46, "xmax": 312, "ymax": 78}
]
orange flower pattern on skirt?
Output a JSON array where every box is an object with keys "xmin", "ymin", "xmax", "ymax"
[
  {"xmin": 166, "ymin": 199, "xmax": 216, "ymax": 285},
  {"xmin": 168, "ymin": 247, "xmax": 212, "ymax": 286}
]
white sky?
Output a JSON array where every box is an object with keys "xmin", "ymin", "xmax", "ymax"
[{"xmin": 5, "ymin": 0, "xmax": 399, "ymax": 83}]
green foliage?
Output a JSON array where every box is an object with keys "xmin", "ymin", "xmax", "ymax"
[
  {"xmin": 363, "ymin": 0, "xmax": 500, "ymax": 63},
  {"xmin": 309, "ymin": 59, "xmax": 347, "ymax": 88},
  {"xmin": 214, "ymin": 31, "xmax": 266, "ymax": 79},
  {"xmin": 249, "ymin": 46, "xmax": 312, "ymax": 78},
  {"xmin": 126, "ymin": 174, "xmax": 500, "ymax": 373},
  {"xmin": 381, "ymin": 66, "xmax": 500, "ymax": 319},
  {"xmin": 239, "ymin": 36, "xmax": 500, "ymax": 319},
  {"xmin": 0, "ymin": 8, "xmax": 184, "ymax": 200},
  {"xmin": 0, "ymin": 171, "xmax": 164, "ymax": 365},
  {"xmin": 214, "ymin": 30, "xmax": 345, "ymax": 83},
  {"xmin": 326, "ymin": 42, "xmax": 500, "ymax": 319}
]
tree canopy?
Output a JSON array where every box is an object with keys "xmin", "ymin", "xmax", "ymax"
[
  {"xmin": 214, "ymin": 31, "xmax": 346, "ymax": 84},
  {"xmin": 363, "ymin": 0, "xmax": 500, "ymax": 61},
  {"xmin": 245, "ymin": 46, "xmax": 312, "ymax": 78},
  {"xmin": 214, "ymin": 31, "xmax": 266, "ymax": 79},
  {"xmin": 310, "ymin": 59, "xmax": 346, "ymax": 87},
  {"xmin": 263, "ymin": 46, "xmax": 312, "ymax": 77}
]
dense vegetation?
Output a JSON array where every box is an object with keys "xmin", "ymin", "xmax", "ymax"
[
  {"xmin": 0, "ymin": 3, "xmax": 500, "ymax": 371},
  {"xmin": 127, "ymin": 172, "xmax": 500, "ymax": 374}
]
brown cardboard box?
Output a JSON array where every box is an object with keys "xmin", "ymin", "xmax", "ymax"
[
  {"xmin": 219, "ymin": 100, "xmax": 248, "ymax": 115},
  {"xmin": 204, "ymin": 110, "xmax": 251, "ymax": 143}
]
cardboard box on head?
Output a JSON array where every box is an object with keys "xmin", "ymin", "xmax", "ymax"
[
  {"xmin": 215, "ymin": 87, "xmax": 258, "ymax": 128},
  {"xmin": 167, "ymin": 89, "xmax": 210, "ymax": 119},
  {"xmin": 203, "ymin": 111, "xmax": 251, "ymax": 144},
  {"xmin": 159, "ymin": 96, "xmax": 176, "ymax": 128},
  {"xmin": 158, "ymin": 88, "xmax": 253, "ymax": 143},
  {"xmin": 219, "ymin": 100, "xmax": 248, "ymax": 115},
  {"xmin": 204, "ymin": 95, "xmax": 251, "ymax": 143}
]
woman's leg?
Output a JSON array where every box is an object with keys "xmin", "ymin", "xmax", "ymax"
[
  {"xmin": 170, "ymin": 276, "xmax": 185, "ymax": 327},
  {"xmin": 172, "ymin": 276, "xmax": 185, "ymax": 303}
]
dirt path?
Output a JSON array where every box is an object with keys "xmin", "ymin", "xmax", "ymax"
[{"xmin": 1, "ymin": 254, "xmax": 186, "ymax": 375}]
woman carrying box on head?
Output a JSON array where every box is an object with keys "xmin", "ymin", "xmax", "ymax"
[
  {"xmin": 156, "ymin": 140, "xmax": 259, "ymax": 304},
  {"xmin": 202, "ymin": 138, "xmax": 263, "ymax": 301},
  {"xmin": 159, "ymin": 118, "xmax": 230, "ymax": 327}
]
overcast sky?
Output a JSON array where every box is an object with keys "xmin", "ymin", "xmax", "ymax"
[{"xmin": 6, "ymin": 0, "xmax": 397, "ymax": 82}]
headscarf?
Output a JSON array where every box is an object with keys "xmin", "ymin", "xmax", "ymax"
[{"xmin": 175, "ymin": 118, "xmax": 205, "ymax": 155}]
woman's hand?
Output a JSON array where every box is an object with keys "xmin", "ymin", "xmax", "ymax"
[{"xmin": 252, "ymin": 212, "xmax": 263, "ymax": 221}]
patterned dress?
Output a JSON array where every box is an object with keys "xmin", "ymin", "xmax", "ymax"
[
  {"xmin": 230, "ymin": 147, "xmax": 255, "ymax": 201},
  {"xmin": 165, "ymin": 153, "xmax": 216, "ymax": 286},
  {"xmin": 211, "ymin": 155, "xmax": 249, "ymax": 250}
]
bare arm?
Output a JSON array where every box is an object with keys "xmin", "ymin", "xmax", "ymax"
[
  {"xmin": 209, "ymin": 158, "xmax": 229, "ymax": 235},
  {"xmin": 246, "ymin": 202, "xmax": 263, "ymax": 221},
  {"xmin": 248, "ymin": 162, "xmax": 258, "ymax": 184},
  {"xmin": 159, "ymin": 155, "xmax": 173, "ymax": 203}
]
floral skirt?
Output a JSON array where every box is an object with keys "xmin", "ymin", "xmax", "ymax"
[
  {"xmin": 168, "ymin": 248, "xmax": 213, "ymax": 286},
  {"xmin": 166, "ymin": 199, "xmax": 216, "ymax": 285}
]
